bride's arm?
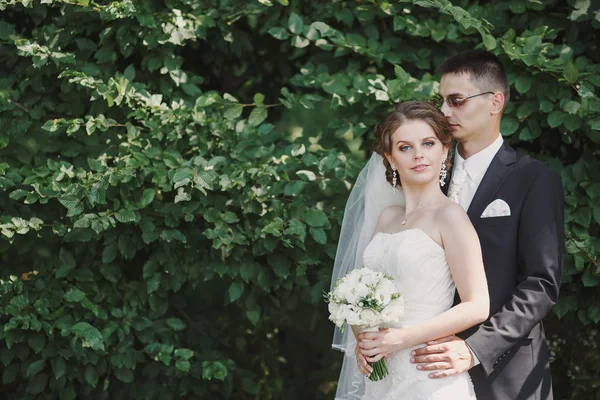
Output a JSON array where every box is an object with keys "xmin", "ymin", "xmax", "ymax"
[{"xmin": 358, "ymin": 203, "xmax": 489, "ymax": 360}]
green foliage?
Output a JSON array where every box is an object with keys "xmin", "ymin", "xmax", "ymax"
[{"xmin": 0, "ymin": 0, "xmax": 598, "ymax": 398}]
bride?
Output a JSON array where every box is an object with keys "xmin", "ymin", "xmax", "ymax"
[{"xmin": 331, "ymin": 101, "xmax": 489, "ymax": 399}]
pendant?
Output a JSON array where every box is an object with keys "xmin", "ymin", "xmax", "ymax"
[{"xmin": 401, "ymin": 219, "xmax": 406, "ymax": 225}]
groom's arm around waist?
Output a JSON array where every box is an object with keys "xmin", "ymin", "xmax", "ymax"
[{"xmin": 461, "ymin": 163, "xmax": 565, "ymax": 376}]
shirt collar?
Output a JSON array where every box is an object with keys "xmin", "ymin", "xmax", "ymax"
[{"xmin": 454, "ymin": 135, "xmax": 504, "ymax": 180}]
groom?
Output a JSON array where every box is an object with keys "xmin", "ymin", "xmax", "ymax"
[{"xmin": 410, "ymin": 49, "xmax": 565, "ymax": 399}]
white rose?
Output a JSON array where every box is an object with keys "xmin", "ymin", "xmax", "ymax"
[
  {"xmin": 358, "ymin": 269, "xmax": 381, "ymax": 286},
  {"xmin": 359, "ymin": 308, "xmax": 381, "ymax": 328},
  {"xmin": 346, "ymin": 290, "xmax": 360, "ymax": 306},
  {"xmin": 354, "ymin": 281, "xmax": 370, "ymax": 299},
  {"xmin": 334, "ymin": 279, "xmax": 351, "ymax": 303},
  {"xmin": 374, "ymin": 278, "xmax": 398, "ymax": 306},
  {"xmin": 344, "ymin": 305, "xmax": 361, "ymax": 326},
  {"xmin": 328, "ymin": 301, "xmax": 340, "ymax": 316},
  {"xmin": 382, "ymin": 297, "xmax": 405, "ymax": 321},
  {"xmin": 329, "ymin": 303, "xmax": 347, "ymax": 327}
]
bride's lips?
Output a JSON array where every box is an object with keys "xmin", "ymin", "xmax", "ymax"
[{"xmin": 411, "ymin": 164, "xmax": 429, "ymax": 172}]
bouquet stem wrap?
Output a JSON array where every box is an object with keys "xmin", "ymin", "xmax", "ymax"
[{"xmin": 360, "ymin": 326, "xmax": 389, "ymax": 382}]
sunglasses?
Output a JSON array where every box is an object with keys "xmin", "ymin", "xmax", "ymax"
[{"xmin": 434, "ymin": 91, "xmax": 495, "ymax": 108}]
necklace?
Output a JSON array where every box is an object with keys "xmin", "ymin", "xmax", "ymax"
[{"xmin": 401, "ymin": 201, "xmax": 434, "ymax": 226}]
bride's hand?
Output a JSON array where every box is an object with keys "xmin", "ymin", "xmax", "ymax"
[
  {"xmin": 357, "ymin": 328, "xmax": 405, "ymax": 363},
  {"xmin": 354, "ymin": 343, "xmax": 373, "ymax": 376}
]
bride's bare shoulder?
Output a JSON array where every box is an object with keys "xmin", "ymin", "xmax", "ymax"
[
  {"xmin": 435, "ymin": 201, "xmax": 473, "ymax": 231},
  {"xmin": 379, "ymin": 205, "xmax": 405, "ymax": 221}
]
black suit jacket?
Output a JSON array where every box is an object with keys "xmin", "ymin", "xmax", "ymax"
[{"xmin": 451, "ymin": 143, "xmax": 564, "ymax": 400}]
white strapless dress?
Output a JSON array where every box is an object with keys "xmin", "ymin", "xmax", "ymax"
[{"xmin": 361, "ymin": 229, "xmax": 476, "ymax": 400}]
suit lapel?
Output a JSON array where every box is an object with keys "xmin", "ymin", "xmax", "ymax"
[{"xmin": 467, "ymin": 143, "xmax": 518, "ymax": 222}]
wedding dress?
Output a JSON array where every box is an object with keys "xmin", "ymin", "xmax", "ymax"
[
  {"xmin": 360, "ymin": 228, "xmax": 477, "ymax": 400},
  {"xmin": 331, "ymin": 153, "xmax": 476, "ymax": 399}
]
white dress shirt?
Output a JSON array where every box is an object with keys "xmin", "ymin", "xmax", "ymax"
[
  {"xmin": 451, "ymin": 135, "xmax": 504, "ymax": 212},
  {"xmin": 449, "ymin": 134, "xmax": 504, "ymax": 367}
]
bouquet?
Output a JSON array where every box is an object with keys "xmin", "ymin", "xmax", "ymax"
[{"xmin": 326, "ymin": 267, "xmax": 404, "ymax": 381}]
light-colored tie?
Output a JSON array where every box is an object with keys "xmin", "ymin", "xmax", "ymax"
[{"xmin": 448, "ymin": 164, "xmax": 467, "ymax": 205}]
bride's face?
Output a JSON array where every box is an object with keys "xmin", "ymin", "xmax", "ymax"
[{"xmin": 385, "ymin": 119, "xmax": 448, "ymax": 187}]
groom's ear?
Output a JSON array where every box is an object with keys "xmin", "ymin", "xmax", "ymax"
[{"xmin": 490, "ymin": 92, "xmax": 505, "ymax": 115}]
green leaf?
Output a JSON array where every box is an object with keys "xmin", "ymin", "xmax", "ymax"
[
  {"xmin": 147, "ymin": 273, "xmax": 161, "ymax": 294},
  {"xmin": 500, "ymin": 117, "xmax": 519, "ymax": 136},
  {"xmin": 224, "ymin": 104, "xmax": 243, "ymax": 120},
  {"xmin": 115, "ymin": 209, "xmax": 137, "ymax": 223},
  {"xmin": 582, "ymin": 267, "xmax": 600, "ymax": 287},
  {"xmin": 51, "ymin": 357, "xmax": 66, "ymax": 379},
  {"xmin": 309, "ymin": 227, "xmax": 327, "ymax": 244},
  {"xmin": 302, "ymin": 209, "xmax": 328, "ymax": 227},
  {"xmin": 28, "ymin": 332, "xmax": 45, "ymax": 353},
  {"xmin": 249, "ymin": 106, "xmax": 267, "ymax": 126},
  {"xmin": 175, "ymin": 360, "xmax": 190, "ymax": 372},
  {"xmin": 56, "ymin": 248, "xmax": 76, "ymax": 278},
  {"xmin": 563, "ymin": 61, "xmax": 579, "ymax": 83},
  {"xmin": 64, "ymin": 288, "xmax": 86, "ymax": 302},
  {"xmin": 586, "ymin": 183, "xmax": 600, "ymax": 199},
  {"xmin": 102, "ymin": 241, "xmax": 117, "ymax": 263},
  {"xmin": 165, "ymin": 318, "xmax": 186, "ymax": 331},
  {"xmin": 140, "ymin": 189, "xmax": 155, "ymax": 207},
  {"xmin": 563, "ymin": 115, "xmax": 582, "ymax": 131},
  {"xmin": 482, "ymin": 34, "xmax": 497, "ymax": 50},
  {"xmin": 547, "ymin": 110, "xmax": 564, "ymax": 128},
  {"xmin": 540, "ymin": 100, "xmax": 554, "ymax": 113},
  {"xmin": 70, "ymin": 322, "xmax": 105, "ymax": 351},
  {"xmin": 288, "ymin": 12, "xmax": 304, "ymax": 35},
  {"xmin": 292, "ymin": 36, "xmax": 310, "ymax": 48},
  {"xmin": 284, "ymin": 180, "xmax": 307, "ymax": 196},
  {"xmin": 562, "ymin": 101, "xmax": 580, "ymax": 114},
  {"xmin": 246, "ymin": 309, "xmax": 260, "ymax": 326},
  {"xmin": 26, "ymin": 373, "xmax": 48, "ymax": 395},
  {"xmin": 573, "ymin": 207, "xmax": 591, "ymax": 227},
  {"xmin": 517, "ymin": 102, "xmax": 538, "ymax": 119},
  {"xmin": 2, "ymin": 363, "xmax": 19, "ymax": 384},
  {"xmin": 114, "ymin": 368, "xmax": 134, "ymax": 383},
  {"xmin": 26, "ymin": 359, "xmax": 45, "ymax": 377},
  {"xmin": 85, "ymin": 365, "xmax": 98, "ymax": 388},
  {"xmin": 174, "ymin": 348, "xmax": 194, "ymax": 360},
  {"xmin": 553, "ymin": 294, "xmax": 577, "ymax": 319},
  {"xmin": 202, "ymin": 361, "xmax": 228, "ymax": 381},
  {"xmin": 228, "ymin": 281, "xmax": 244, "ymax": 302},
  {"xmin": 268, "ymin": 27, "xmax": 289, "ymax": 40},
  {"xmin": 254, "ymin": 93, "xmax": 265, "ymax": 105},
  {"xmin": 515, "ymin": 75, "xmax": 532, "ymax": 94},
  {"xmin": 267, "ymin": 253, "xmax": 289, "ymax": 279}
]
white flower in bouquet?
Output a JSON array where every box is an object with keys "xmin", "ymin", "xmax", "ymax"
[
  {"xmin": 374, "ymin": 277, "xmax": 397, "ymax": 306},
  {"xmin": 380, "ymin": 297, "xmax": 405, "ymax": 323},
  {"xmin": 359, "ymin": 308, "xmax": 380, "ymax": 327},
  {"xmin": 326, "ymin": 267, "xmax": 404, "ymax": 382},
  {"xmin": 358, "ymin": 268, "xmax": 381, "ymax": 286}
]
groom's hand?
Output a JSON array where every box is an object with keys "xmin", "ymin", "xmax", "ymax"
[{"xmin": 410, "ymin": 335, "xmax": 473, "ymax": 379}]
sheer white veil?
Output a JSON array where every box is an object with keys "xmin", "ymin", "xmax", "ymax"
[{"xmin": 330, "ymin": 152, "xmax": 405, "ymax": 399}]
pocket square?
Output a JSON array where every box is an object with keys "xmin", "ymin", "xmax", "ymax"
[{"xmin": 481, "ymin": 199, "xmax": 511, "ymax": 218}]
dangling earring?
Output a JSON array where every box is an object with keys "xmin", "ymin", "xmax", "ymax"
[
  {"xmin": 439, "ymin": 159, "xmax": 447, "ymax": 186},
  {"xmin": 392, "ymin": 167, "xmax": 398, "ymax": 194}
]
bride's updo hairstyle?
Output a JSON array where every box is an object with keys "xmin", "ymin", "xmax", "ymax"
[{"xmin": 373, "ymin": 101, "xmax": 453, "ymax": 187}]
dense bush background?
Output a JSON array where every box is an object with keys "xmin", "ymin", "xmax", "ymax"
[{"xmin": 0, "ymin": 0, "xmax": 598, "ymax": 399}]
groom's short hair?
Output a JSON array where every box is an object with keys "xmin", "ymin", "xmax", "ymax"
[{"xmin": 437, "ymin": 49, "xmax": 510, "ymax": 111}]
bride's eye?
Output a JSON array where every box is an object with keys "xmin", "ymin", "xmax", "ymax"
[
  {"xmin": 423, "ymin": 141, "xmax": 435, "ymax": 147},
  {"xmin": 399, "ymin": 145, "xmax": 411, "ymax": 152}
]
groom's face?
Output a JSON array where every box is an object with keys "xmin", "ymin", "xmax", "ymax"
[{"xmin": 439, "ymin": 72, "xmax": 494, "ymax": 143}]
